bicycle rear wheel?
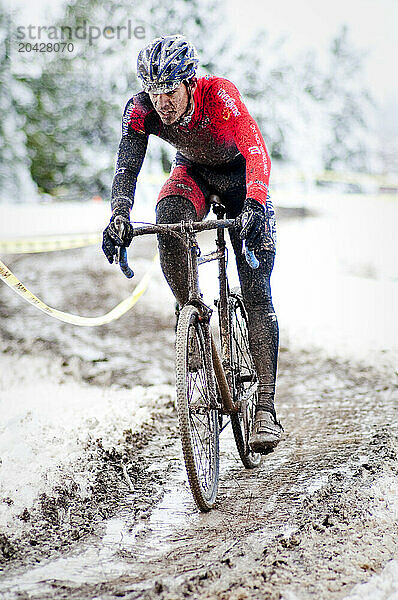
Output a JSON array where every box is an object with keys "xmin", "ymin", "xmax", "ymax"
[
  {"xmin": 175, "ymin": 305, "xmax": 220, "ymax": 511},
  {"xmin": 229, "ymin": 290, "xmax": 262, "ymax": 469}
]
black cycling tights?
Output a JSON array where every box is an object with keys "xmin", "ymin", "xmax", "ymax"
[{"xmin": 156, "ymin": 195, "xmax": 279, "ymax": 415}]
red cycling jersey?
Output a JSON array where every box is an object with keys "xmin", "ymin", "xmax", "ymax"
[{"xmin": 123, "ymin": 76, "xmax": 271, "ymax": 207}]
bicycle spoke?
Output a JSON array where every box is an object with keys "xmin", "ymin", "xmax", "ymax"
[
  {"xmin": 229, "ymin": 294, "xmax": 262, "ymax": 469},
  {"xmin": 191, "ymin": 414, "xmax": 210, "ymax": 457},
  {"xmin": 187, "ymin": 370, "xmax": 208, "ymax": 405},
  {"xmin": 190, "ymin": 413, "xmax": 215, "ymax": 490}
]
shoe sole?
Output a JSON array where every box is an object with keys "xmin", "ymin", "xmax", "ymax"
[
  {"xmin": 249, "ymin": 438, "xmax": 280, "ymax": 454},
  {"xmin": 249, "ymin": 444, "xmax": 275, "ymax": 455}
]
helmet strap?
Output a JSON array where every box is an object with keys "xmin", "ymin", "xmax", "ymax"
[{"xmin": 177, "ymin": 79, "xmax": 196, "ymax": 124}]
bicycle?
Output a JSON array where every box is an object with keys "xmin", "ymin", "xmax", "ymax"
[{"xmin": 118, "ymin": 196, "xmax": 262, "ymax": 511}]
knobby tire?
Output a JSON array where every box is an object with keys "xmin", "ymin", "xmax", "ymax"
[{"xmin": 175, "ymin": 305, "xmax": 220, "ymax": 511}]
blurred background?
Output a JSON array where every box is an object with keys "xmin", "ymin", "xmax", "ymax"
[{"xmin": 1, "ymin": 0, "xmax": 397, "ymax": 201}]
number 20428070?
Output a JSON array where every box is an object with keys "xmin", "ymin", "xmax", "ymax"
[{"xmin": 18, "ymin": 42, "xmax": 74, "ymax": 52}]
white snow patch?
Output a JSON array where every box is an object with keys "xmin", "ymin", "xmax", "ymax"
[
  {"xmin": 0, "ymin": 353, "xmax": 173, "ymax": 532},
  {"xmin": 272, "ymin": 192, "xmax": 398, "ymax": 370},
  {"xmin": 367, "ymin": 476, "xmax": 398, "ymax": 524},
  {"xmin": 343, "ymin": 560, "xmax": 398, "ymax": 600}
]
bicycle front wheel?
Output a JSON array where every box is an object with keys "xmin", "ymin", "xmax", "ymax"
[
  {"xmin": 229, "ymin": 290, "xmax": 262, "ymax": 469},
  {"xmin": 175, "ymin": 305, "xmax": 220, "ymax": 511}
]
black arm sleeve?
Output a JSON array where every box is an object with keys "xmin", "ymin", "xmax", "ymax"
[{"xmin": 110, "ymin": 99, "xmax": 149, "ymax": 212}]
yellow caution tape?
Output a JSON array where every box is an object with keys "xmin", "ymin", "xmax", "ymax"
[
  {"xmin": 0, "ymin": 255, "xmax": 158, "ymax": 326},
  {"xmin": 0, "ymin": 233, "xmax": 101, "ymax": 255}
]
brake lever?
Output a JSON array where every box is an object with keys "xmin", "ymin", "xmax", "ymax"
[
  {"xmin": 242, "ymin": 240, "xmax": 259, "ymax": 269},
  {"xmin": 240, "ymin": 216, "xmax": 260, "ymax": 269},
  {"xmin": 114, "ymin": 216, "xmax": 134, "ymax": 279}
]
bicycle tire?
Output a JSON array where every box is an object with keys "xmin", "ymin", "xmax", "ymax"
[
  {"xmin": 175, "ymin": 304, "xmax": 220, "ymax": 511},
  {"xmin": 229, "ymin": 290, "xmax": 262, "ymax": 469}
]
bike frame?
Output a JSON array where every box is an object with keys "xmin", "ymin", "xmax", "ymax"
[
  {"xmin": 132, "ymin": 210, "xmax": 239, "ymax": 415},
  {"xmin": 184, "ymin": 215, "xmax": 239, "ymax": 415}
]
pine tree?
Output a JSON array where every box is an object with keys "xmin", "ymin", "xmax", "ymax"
[
  {"xmin": 0, "ymin": 5, "xmax": 39, "ymax": 202},
  {"xmin": 320, "ymin": 26, "xmax": 375, "ymax": 172},
  {"xmin": 1, "ymin": 1, "xmax": 378, "ymax": 202}
]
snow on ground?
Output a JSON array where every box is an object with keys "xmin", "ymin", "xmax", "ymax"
[
  {"xmin": 0, "ymin": 351, "xmax": 172, "ymax": 533},
  {"xmin": 272, "ymin": 191, "xmax": 398, "ymax": 370},
  {"xmin": 342, "ymin": 560, "xmax": 398, "ymax": 600},
  {"xmin": 0, "ymin": 191, "xmax": 397, "ymax": 596},
  {"xmin": 0, "ymin": 192, "xmax": 176, "ymax": 534}
]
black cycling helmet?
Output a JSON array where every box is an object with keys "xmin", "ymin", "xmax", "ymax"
[{"xmin": 137, "ymin": 35, "xmax": 199, "ymax": 94}]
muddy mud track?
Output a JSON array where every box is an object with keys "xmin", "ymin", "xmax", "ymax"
[
  {"xmin": 0, "ymin": 237, "xmax": 176, "ymax": 388},
  {"xmin": 63, "ymin": 357, "xmax": 396, "ymax": 600},
  {"xmin": 1, "ymin": 238, "xmax": 397, "ymax": 599}
]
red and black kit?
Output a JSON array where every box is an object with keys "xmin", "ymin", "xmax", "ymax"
[
  {"xmin": 111, "ymin": 76, "xmax": 276, "ymax": 251},
  {"xmin": 111, "ymin": 75, "xmax": 279, "ymax": 414}
]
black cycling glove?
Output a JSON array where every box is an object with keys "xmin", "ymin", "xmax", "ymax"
[
  {"xmin": 237, "ymin": 197, "xmax": 267, "ymax": 251},
  {"xmin": 102, "ymin": 198, "xmax": 134, "ymax": 264}
]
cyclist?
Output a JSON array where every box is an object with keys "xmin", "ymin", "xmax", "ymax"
[{"xmin": 102, "ymin": 35, "xmax": 283, "ymax": 452}]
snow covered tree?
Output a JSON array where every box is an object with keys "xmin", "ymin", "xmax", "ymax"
[
  {"xmin": 1, "ymin": 0, "xmax": 378, "ymax": 202},
  {"xmin": 227, "ymin": 26, "xmax": 375, "ymax": 174},
  {"xmin": 0, "ymin": 5, "xmax": 39, "ymax": 202},
  {"xmin": 11, "ymin": 0, "xmax": 136, "ymax": 199},
  {"xmin": 320, "ymin": 26, "xmax": 375, "ymax": 172}
]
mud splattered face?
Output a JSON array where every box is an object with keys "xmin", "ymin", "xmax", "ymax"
[{"xmin": 149, "ymin": 82, "xmax": 190, "ymax": 125}]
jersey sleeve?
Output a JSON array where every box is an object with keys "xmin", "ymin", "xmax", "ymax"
[
  {"xmin": 208, "ymin": 78, "xmax": 271, "ymax": 207},
  {"xmin": 110, "ymin": 96, "xmax": 149, "ymax": 212}
]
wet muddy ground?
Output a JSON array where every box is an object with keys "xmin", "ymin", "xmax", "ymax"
[{"xmin": 0, "ymin": 228, "xmax": 397, "ymax": 599}]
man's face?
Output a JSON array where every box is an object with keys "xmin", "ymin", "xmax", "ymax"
[{"xmin": 149, "ymin": 82, "xmax": 189, "ymax": 125}]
